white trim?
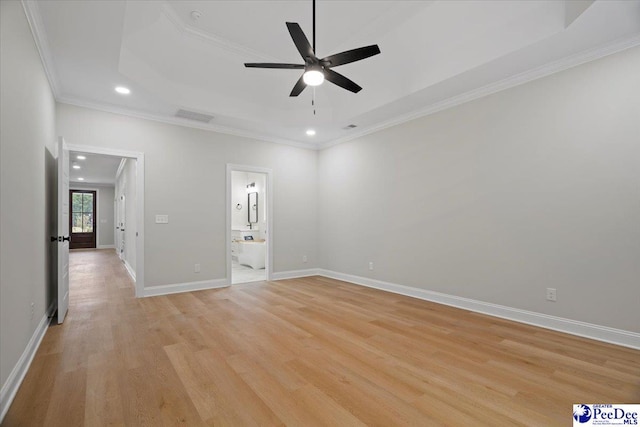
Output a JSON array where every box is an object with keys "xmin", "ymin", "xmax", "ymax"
[
  {"xmin": 143, "ymin": 278, "xmax": 229, "ymax": 297},
  {"xmin": 123, "ymin": 260, "xmax": 136, "ymax": 282},
  {"xmin": 21, "ymin": 0, "xmax": 640, "ymax": 151},
  {"xmin": 0, "ymin": 300, "xmax": 56, "ymax": 423},
  {"xmin": 57, "ymin": 97, "xmax": 312, "ymax": 150},
  {"xmin": 65, "ymin": 144, "xmax": 145, "ymax": 297},
  {"xmin": 271, "ymin": 269, "xmax": 320, "ymax": 281},
  {"xmin": 226, "ymin": 164, "xmax": 274, "ymax": 286},
  {"xmin": 115, "ymin": 158, "xmax": 126, "ymax": 181},
  {"xmin": 317, "ymin": 34, "xmax": 640, "ymax": 150},
  {"xmin": 21, "ymin": 0, "xmax": 60, "ymax": 97},
  {"xmin": 97, "ymin": 245, "xmax": 115, "ymax": 250},
  {"xmin": 66, "ymin": 144, "xmax": 143, "ymax": 162},
  {"xmin": 314, "ymin": 269, "xmax": 640, "ymax": 350},
  {"xmin": 268, "ymin": 268, "xmax": 640, "ymax": 350}
]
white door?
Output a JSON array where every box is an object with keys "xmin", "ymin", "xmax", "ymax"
[
  {"xmin": 118, "ymin": 194, "xmax": 125, "ymax": 260},
  {"xmin": 57, "ymin": 137, "xmax": 70, "ymax": 324}
]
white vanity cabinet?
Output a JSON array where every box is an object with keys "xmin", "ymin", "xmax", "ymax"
[{"xmin": 231, "ymin": 229, "xmax": 259, "ymax": 260}]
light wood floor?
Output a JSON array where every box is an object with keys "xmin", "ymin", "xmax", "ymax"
[{"xmin": 3, "ymin": 250, "xmax": 639, "ymax": 426}]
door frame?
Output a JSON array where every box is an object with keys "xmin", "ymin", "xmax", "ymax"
[
  {"xmin": 68, "ymin": 185, "xmax": 115, "ymax": 249},
  {"xmin": 57, "ymin": 137, "xmax": 70, "ymax": 323},
  {"xmin": 69, "ymin": 189, "xmax": 97, "ymax": 249},
  {"xmin": 226, "ymin": 164, "xmax": 273, "ymax": 284},
  {"xmin": 66, "ymin": 143, "xmax": 145, "ymax": 297}
]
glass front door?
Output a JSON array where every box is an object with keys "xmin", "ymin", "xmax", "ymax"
[{"xmin": 69, "ymin": 190, "xmax": 96, "ymax": 249}]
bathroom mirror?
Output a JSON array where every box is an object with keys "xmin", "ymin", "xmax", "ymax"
[{"xmin": 248, "ymin": 192, "xmax": 258, "ymax": 224}]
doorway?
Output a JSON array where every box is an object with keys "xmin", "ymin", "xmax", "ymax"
[
  {"xmin": 226, "ymin": 164, "xmax": 273, "ymax": 285},
  {"xmin": 64, "ymin": 144, "xmax": 145, "ymax": 297},
  {"xmin": 69, "ymin": 189, "xmax": 96, "ymax": 249}
]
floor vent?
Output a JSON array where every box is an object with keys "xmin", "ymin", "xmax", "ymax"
[
  {"xmin": 343, "ymin": 124, "xmax": 357, "ymax": 130},
  {"xmin": 175, "ymin": 109, "xmax": 214, "ymax": 123}
]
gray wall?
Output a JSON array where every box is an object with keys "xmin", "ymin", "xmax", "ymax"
[
  {"xmin": 56, "ymin": 104, "xmax": 318, "ymax": 288},
  {"xmin": 319, "ymin": 46, "xmax": 640, "ymax": 333},
  {"xmin": 70, "ymin": 183, "xmax": 115, "ymax": 247},
  {"xmin": 0, "ymin": 0, "xmax": 57, "ymax": 391}
]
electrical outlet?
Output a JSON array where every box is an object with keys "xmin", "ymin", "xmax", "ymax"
[
  {"xmin": 155, "ymin": 214, "xmax": 169, "ymax": 224},
  {"xmin": 194, "ymin": 263, "xmax": 200, "ymax": 273},
  {"xmin": 369, "ymin": 262, "xmax": 374, "ymax": 271},
  {"xmin": 546, "ymin": 288, "xmax": 557, "ymax": 302},
  {"xmin": 30, "ymin": 302, "xmax": 35, "ymax": 318},
  {"xmin": 302, "ymin": 255, "xmax": 307, "ymax": 263}
]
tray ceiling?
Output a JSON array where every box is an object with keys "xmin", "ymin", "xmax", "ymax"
[{"xmin": 25, "ymin": 0, "xmax": 640, "ymax": 148}]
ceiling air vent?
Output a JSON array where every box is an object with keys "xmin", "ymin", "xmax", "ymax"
[
  {"xmin": 175, "ymin": 109, "xmax": 214, "ymax": 123},
  {"xmin": 343, "ymin": 124, "xmax": 357, "ymax": 130}
]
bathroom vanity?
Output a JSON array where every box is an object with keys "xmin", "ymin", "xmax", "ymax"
[{"xmin": 231, "ymin": 229, "xmax": 259, "ymax": 261}]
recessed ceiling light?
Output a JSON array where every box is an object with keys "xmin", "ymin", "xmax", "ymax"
[
  {"xmin": 306, "ymin": 129, "xmax": 316, "ymax": 136},
  {"xmin": 77, "ymin": 177, "xmax": 85, "ymax": 181},
  {"xmin": 76, "ymin": 155, "xmax": 86, "ymax": 160},
  {"xmin": 72, "ymin": 164, "xmax": 81, "ymax": 169},
  {"xmin": 115, "ymin": 86, "xmax": 130, "ymax": 95}
]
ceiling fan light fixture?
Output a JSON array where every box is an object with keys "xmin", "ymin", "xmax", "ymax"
[
  {"xmin": 303, "ymin": 68, "xmax": 324, "ymax": 86},
  {"xmin": 115, "ymin": 86, "xmax": 130, "ymax": 95},
  {"xmin": 243, "ymin": 0, "xmax": 380, "ymax": 96}
]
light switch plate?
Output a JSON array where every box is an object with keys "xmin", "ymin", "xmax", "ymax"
[{"xmin": 155, "ymin": 214, "xmax": 169, "ymax": 224}]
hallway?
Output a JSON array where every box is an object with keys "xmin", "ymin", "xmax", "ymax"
[{"xmin": 3, "ymin": 249, "xmax": 137, "ymax": 425}]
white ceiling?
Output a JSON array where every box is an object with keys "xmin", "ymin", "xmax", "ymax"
[
  {"xmin": 69, "ymin": 151, "xmax": 121, "ymax": 185},
  {"xmin": 26, "ymin": 0, "xmax": 640, "ymax": 148}
]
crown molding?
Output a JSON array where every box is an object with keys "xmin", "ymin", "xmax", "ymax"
[
  {"xmin": 56, "ymin": 96, "xmax": 315, "ymax": 150},
  {"xmin": 317, "ymin": 33, "xmax": 640, "ymax": 150},
  {"xmin": 21, "ymin": 0, "xmax": 640, "ymax": 153},
  {"xmin": 22, "ymin": 0, "xmax": 314, "ymax": 151},
  {"xmin": 21, "ymin": 0, "xmax": 61, "ymax": 97}
]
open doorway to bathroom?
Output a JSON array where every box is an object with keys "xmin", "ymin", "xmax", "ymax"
[{"xmin": 227, "ymin": 165, "xmax": 272, "ymax": 285}]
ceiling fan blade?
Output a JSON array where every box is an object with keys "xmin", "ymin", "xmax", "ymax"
[
  {"xmin": 321, "ymin": 45, "xmax": 381, "ymax": 68},
  {"xmin": 286, "ymin": 22, "xmax": 315, "ymax": 60},
  {"xmin": 324, "ymin": 69, "xmax": 362, "ymax": 93},
  {"xmin": 244, "ymin": 63, "xmax": 305, "ymax": 69},
  {"xmin": 289, "ymin": 74, "xmax": 307, "ymax": 97}
]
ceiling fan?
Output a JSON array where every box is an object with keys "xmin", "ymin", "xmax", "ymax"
[{"xmin": 244, "ymin": 0, "xmax": 381, "ymax": 97}]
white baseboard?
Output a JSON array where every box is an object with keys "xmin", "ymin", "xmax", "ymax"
[
  {"xmin": 0, "ymin": 300, "xmax": 56, "ymax": 423},
  {"xmin": 123, "ymin": 260, "xmax": 136, "ymax": 282},
  {"xmin": 269, "ymin": 268, "xmax": 640, "ymax": 350},
  {"xmin": 143, "ymin": 278, "xmax": 229, "ymax": 297},
  {"xmin": 271, "ymin": 268, "xmax": 320, "ymax": 281},
  {"xmin": 97, "ymin": 245, "xmax": 115, "ymax": 249}
]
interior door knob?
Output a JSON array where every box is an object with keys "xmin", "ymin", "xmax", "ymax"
[{"xmin": 62, "ymin": 236, "xmax": 70, "ymax": 242}]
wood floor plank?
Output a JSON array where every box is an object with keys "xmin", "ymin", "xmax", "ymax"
[{"xmin": 3, "ymin": 249, "xmax": 639, "ymax": 426}]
